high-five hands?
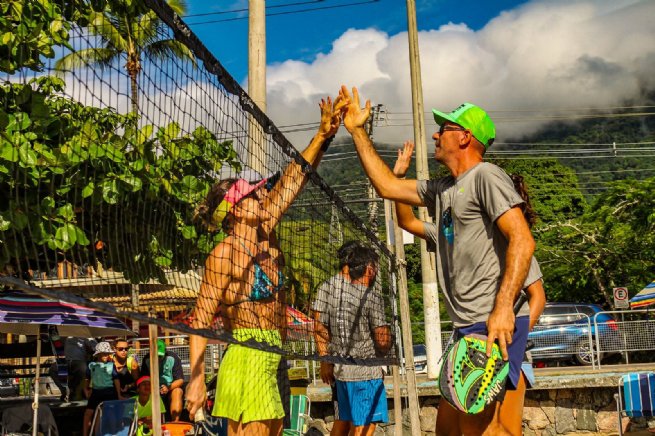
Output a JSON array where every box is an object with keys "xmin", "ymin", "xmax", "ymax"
[
  {"xmin": 338, "ymin": 85, "xmax": 371, "ymax": 133},
  {"xmin": 318, "ymin": 95, "xmax": 346, "ymax": 138}
]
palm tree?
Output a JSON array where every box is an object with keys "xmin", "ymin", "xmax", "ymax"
[{"xmin": 55, "ymin": 0, "xmax": 195, "ymax": 113}]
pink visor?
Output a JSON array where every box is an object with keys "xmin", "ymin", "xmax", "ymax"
[{"xmin": 212, "ymin": 178, "xmax": 267, "ymax": 225}]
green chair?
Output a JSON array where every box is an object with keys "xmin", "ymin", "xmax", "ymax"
[{"xmin": 283, "ymin": 394, "xmax": 311, "ymax": 435}]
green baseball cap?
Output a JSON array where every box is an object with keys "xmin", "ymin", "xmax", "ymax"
[
  {"xmin": 432, "ymin": 103, "xmax": 496, "ymax": 148},
  {"xmin": 157, "ymin": 339, "xmax": 166, "ymax": 357}
]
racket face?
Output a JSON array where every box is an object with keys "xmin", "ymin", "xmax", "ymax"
[{"xmin": 438, "ymin": 333, "xmax": 510, "ymax": 414}]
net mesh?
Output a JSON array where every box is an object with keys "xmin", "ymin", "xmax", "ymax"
[{"xmin": 0, "ymin": 0, "xmax": 399, "ymax": 371}]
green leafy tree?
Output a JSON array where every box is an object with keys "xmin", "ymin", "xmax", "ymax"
[
  {"xmin": 55, "ymin": 0, "xmax": 195, "ymax": 113},
  {"xmin": 537, "ymin": 178, "xmax": 655, "ymax": 306},
  {"xmin": 0, "ymin": 0, "xmax": 90, "ymax": 73},
  {"xmin": 0, "ymin": 77, "xmax": 240, "ymax": 282}
]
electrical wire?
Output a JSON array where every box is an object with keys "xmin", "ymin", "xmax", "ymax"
[
  {"xmin": 182, "ymin": 1, "xmax": 324, "ymax": 18},
  {"xmin": 185, "ymin": 0, "xmax": 380, "ymax": 26}
]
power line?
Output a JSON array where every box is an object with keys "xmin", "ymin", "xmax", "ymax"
[
  {"xmin": 185, "ymin": 0, "xmax": 380, "ymax": 26},
  {"xmin": 182, "ymin": 1, "xmax": 324, "ymax": 18}
]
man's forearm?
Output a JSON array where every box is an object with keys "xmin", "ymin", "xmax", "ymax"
[
  {"xmin": 313, "ymin": 320, "xmax": 330, "ymax": 356},
  {"xmin": 170, "ymin": 379, "xmax": 184, "ymax": 390},
  {"xmin": 189, "ymin": 334, "xmax": 207, "ymax": 380},
  {"xmin": 351, "ymin": 128, "xmax": 422, "ymax": 204},
  {"xmin": 351, "ymin": 128, "xmax": 396, "ymax": 196},
  {"xmin": 495, "ymin": 236, "xmax": 535, "ymax": 312}
]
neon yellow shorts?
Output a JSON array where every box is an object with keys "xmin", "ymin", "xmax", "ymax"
[{"xmin": 212, "ymin": 329, "xmax": 284, "ymax": 423}]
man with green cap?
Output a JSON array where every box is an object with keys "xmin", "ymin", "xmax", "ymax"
[
  {"xmin": 141, "ymin": 339, "xmax": 184, "ymax": 422},
  {"xmin": 339, "ymin": 85, "xmax": 535, "ymax": 436}
]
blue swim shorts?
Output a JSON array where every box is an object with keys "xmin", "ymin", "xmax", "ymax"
[
  {"xmin": 455, "ymin": 315, "xmax": 530, "ymax": 390},
  {"xmin": 335, "ymin": 378, "xmax": 388, "ymax": 427}
]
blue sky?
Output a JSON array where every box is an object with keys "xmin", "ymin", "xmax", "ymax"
[
  {"xmin": 184, "ymin": 0, "xmax": 530, "ymax": 82},
  {"xmin": 174, "ymin": 0, "xmax": 655, "ymax": 147}
]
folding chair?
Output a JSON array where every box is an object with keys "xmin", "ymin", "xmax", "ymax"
[
  {"xmin": 90, "ymin": 398, "xmax": 137, "ymax": 436},
  {"xmin": 283, "ymin": 394, "xmax": 311, "ymax": 436},
  {"xmin": 615, "ymin": 372, "xmax": 655, "ymax": 436}
]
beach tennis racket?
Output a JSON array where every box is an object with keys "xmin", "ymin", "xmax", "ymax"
[{"xmin": 438, "ymin": 291, "xmax": 527, "ymax": 414}]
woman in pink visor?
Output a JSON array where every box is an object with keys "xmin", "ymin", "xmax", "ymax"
[{"xmin": 186, "ymin": 94, "xmax": 345, "ymax": 435}]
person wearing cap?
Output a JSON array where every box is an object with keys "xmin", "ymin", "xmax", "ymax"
[
  {"xmin": 82, "ymin": 341, "xmax": 120, "ymax": 436},
  {"xmin": 140, "ymin": 339, "xmax": 184, "ymax": 422},
  {"xmin": 186, "ymin": 94, "xmax": 346, "ymax": 435},
  {"xmin": 133, "ymin": 375, "xmax": 166, "ymax": 436},
  {"xmin": 339, "ymin": 85, "xmax": 535, "ymax": 436}
]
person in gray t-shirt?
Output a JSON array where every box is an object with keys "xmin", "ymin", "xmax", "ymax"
[
  {"xmin": 340, "ymin": 85, "xmax": 536, "ymax": 436},
  {"xmin": 312, "ymin": 241, "xmax": 391, "ymax": 435}
]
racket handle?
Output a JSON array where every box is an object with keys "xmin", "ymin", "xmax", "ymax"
[
  {"xmin": 513, "ymin": 290, "xmax": 527, "ymax": 315},
  {"xmin": 194, "ymin": 407, "xmax": 205, "ymax": 422}
]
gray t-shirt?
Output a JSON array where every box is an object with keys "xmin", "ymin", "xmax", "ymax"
[
  {"xmin": 312, "ymin": 274, "xmax": 388, "ymax": 381},
  {"xmin": 425, "ymin": 219, "xmax": 542, "ymax": 308},
  {"xmin": 418, "ymin": 162, "xmax": 534, "ymax": 327}
]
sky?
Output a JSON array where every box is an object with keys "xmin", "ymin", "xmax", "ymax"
[
  {"xmin": 178, "ymin": 0, "xmax": 655, "ymax": 148},
  {"xmin": 177, "ymin": 0, "xmax": 655, "ymax": 148}
]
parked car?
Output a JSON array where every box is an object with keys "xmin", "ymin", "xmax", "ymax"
[
  {"xmin": 0, "ymin": 367, "xmax": 20, "ymax": 397},
  {"xmin": 413, "ymin": 344, "xmax": 427, "ymax": 374},
  {"xmin": 528, "ymin": 302, "xmax": 621, "ymax": 366}
]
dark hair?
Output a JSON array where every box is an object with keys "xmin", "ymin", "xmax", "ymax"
[
  {"xmin": 337, "ymin": 240, "xmax": 361, "ymax": 270},
  {"xmin": 193, "ymin": 178, "xmax": 237, "ymax": 232},
  {"xmin": 338, "ymin": 241, "xmax": 379, "ymax": 281},
  {"xmin": 510, "ymin": 174, "xmax": 537, "ymax": 228}
]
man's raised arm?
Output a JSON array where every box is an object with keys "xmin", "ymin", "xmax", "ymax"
[{"xmin": 340, "ymin": 85, "xmax": 423, "ymax": 206}]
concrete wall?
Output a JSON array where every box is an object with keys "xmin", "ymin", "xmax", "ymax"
[{"xmin": 308, "ymin": 368, "xmax": 648, "ymax": 436}]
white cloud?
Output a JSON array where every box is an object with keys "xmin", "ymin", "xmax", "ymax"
[{"xmin": 263, "ymin": 0, "xmax": 655, "ymax": 146}]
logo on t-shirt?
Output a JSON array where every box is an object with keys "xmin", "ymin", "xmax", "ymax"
[{"xmin": 442, "ymin": 207, "xmax": 454, "ymax": 244}]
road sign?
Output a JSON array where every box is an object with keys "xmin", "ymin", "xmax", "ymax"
[{"xmin": 613, "ymin": 287, "xmax": 629, "ymax": 309}]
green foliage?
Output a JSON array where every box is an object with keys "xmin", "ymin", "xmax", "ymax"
[
  {"xmin": 0, "ymin": 77, "xmax": 240, "ymax": 282},
  {"xmin": 537, "ymin": 177, "xmax": 655, "ymax": 306},
  {"xmin": 492, "ymin": 158, "xmax": 588, "ymax": 225},
  {"xmin": 0, "ymin": 0, "xmax": 91, "ymax": 73}
]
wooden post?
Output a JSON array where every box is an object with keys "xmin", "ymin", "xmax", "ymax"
[
  {"xmin": 385, "ymin": 199, "xmax": 405, "ymax": 436},
  {"xmin": 148, "ymin": 324, "xmax": 162, "ymax": 436},
  {"xmin": 391, "ymin": 201, "xmax": 421, "ymax": 436}
]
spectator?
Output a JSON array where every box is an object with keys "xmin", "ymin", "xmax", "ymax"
[
  {"xmin": 133, "ymin": 376, "xmax": 166, "ymax": 436},
  {"xmin": 113, "ymin": 339, "xmax": 139, "ymax": 398},
  {"xmin": 312, "ymin": 241, "xmax": 391, "ymax": 435},
  {"xmin": 141, "ymin": 339, "xmax": 184, "ymax": 422},
  {"xmin": 82, "ymin": 341, "xmax": 120, "ymax": 436},
  {"xmin": 65, "ymin": 336, "xmax": 96, "ymax": 401}
]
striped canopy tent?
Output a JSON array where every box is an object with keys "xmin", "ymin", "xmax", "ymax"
[
  {"xmin": 629, "ymin": 281, "xmax": 655, "ymax": 309},
  {"xmin": 0, "ymin": 289, "xmax": 135, "ymax": 436},
  {"xmin": 0, "ymin": 290, "xmax": 136, "ymax": 337}
]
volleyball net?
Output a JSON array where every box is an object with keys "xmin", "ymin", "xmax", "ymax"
[{"xmin": 0, "ymin": 0, "xmax": 400, "ymax": 366}]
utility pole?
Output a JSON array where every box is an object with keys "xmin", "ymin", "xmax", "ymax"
[
  {"xmin": 248, "ymin": 0, "xmax": 266, "ymax": 174},
  {"xmin": 405, "ymin": 0, "xmax": 442, "ymax": 378},
  {"xmin": 365, "ymin": 104, "xmax": 383, "ymax": 234}
]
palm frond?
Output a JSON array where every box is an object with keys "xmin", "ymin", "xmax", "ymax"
[
  {"xmin": 54, "ymin": 47, "xmax": 119, "ymax": 74},
  {"xmin": 88, "ymin": 11, "xmax": 128, "ymax": 52},
  {"xmin": 167, "ymin": 0, "xmax": 188, "ymax": 16},
  {"xmin": 134, "ymin": 11, "xmax": 159, "ymax": 46},
  {"xmin": 145, "ymin": 39, "xmax": 196, "ymax": 67}
]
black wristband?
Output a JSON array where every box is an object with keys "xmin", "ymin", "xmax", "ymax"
[{"xmin": 320, "ymin": 135, "xmax": 335, "ymax": 151}]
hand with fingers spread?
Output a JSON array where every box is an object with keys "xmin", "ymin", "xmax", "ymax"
[
  {"xmin": 393, "ymin": 141, "xmax": 415, "ymax": 178},
  {"xmin": 318, "ymin": 95, "xmax": 343, "ymax": 139},
  {"xmin": 485, "ymin": 303, "xmax": 516, "ymax": 361},
  {"xmin": 339, "ymin": 85, "xmax": 371, "ymax": 133}
]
